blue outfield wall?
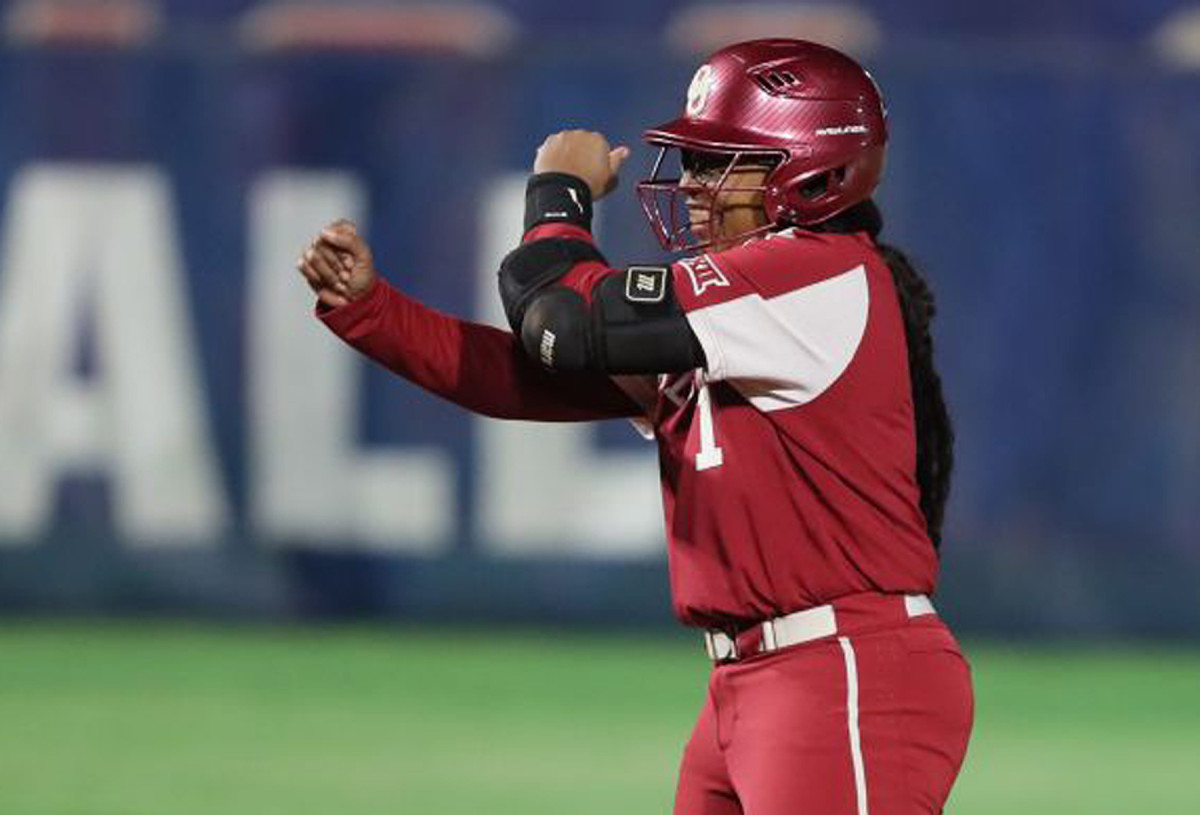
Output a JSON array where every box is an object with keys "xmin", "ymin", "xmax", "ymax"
[{"xmin": 0, "ymin": 20, "xmax": 1198, "ymax": 637}]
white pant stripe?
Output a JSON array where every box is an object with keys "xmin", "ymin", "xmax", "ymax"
[{"xmin": 838, "ymin": 636, "xmax": 869, "ymax": 815}]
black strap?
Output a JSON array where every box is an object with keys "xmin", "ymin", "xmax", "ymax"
[
  {"xmin": 591, "ymin": 271, "xmax": 704, "ymax": 373},
  {"xmin": 524, "ymin": 173, "xmax": 594, "ymax": 232}
]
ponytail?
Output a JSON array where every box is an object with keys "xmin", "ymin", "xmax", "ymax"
[{"xmin": 812, "ymin": 201, "xmax": 955, "ymax": 547}]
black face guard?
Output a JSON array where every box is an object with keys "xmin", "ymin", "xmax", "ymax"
[{"xmin": 635, "ymin": 146, "xmax": 781, "ymax": 253}]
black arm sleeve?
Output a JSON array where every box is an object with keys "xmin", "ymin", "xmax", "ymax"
[
  {"xmin": 523, "ymin": 173, "xmax": 594, "ymax": 232},
  {"xmin": 519, "ymin": 268, "xmax": 705, "ymax": 375}
]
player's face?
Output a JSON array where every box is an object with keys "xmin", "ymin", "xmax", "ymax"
[{"xmin": 679, "ymin": 151, "xmax": 772, "ymax": 251}]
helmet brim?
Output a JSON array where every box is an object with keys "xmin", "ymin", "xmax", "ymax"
[{"xmin": 644, "ymin": 117, "xmax": 789, "ymax": 155}]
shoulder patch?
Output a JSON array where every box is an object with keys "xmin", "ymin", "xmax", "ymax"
[
  {"xmin": 624, "ymin": 265, "xmax": 669, "ymax": 304},
  {"xmin": 680, "ymin": 255, "xmax": 730, "ymax": 297}
]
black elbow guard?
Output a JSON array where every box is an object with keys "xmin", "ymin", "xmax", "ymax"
[
  {"xmin": 519, "ymin": 266, "xmax": 705, "ymax": 375},
  {"xmin": 498, "ymin": 238, "xmax": 606, "ymax": 334},
  {"xmin": 520, "ymin": 288, "xmax": 591, "ymax": 371}
]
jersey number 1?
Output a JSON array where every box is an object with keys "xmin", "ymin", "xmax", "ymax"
[{"xmin": 695, "ymin": 382, "xmax": 724, "ymax": 471}]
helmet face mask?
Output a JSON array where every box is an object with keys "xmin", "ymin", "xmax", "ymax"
[
  {"xmin": 637, "ymin": 145, "xmax": 783, "ymax": 252},
  {"xmin": 638, "ymin": 38, "xmax": 888, "ymax": 253}
]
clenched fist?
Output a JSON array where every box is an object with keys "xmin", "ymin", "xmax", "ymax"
[
  {"xmin": 295, "ymin": 219, "xmax": 378, "ymax": 308},
  {"xmin": 534, "ymin": 130, "xmax": 631, "ymax": 199}
]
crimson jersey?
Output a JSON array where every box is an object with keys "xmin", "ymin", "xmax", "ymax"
[
  {"xmin": 618, "ymin": 228, "xmax": 938, "ymax": 628},
  {"xmin": 319, "ymin": 225, "xmax": 938, "ymax": 632}
]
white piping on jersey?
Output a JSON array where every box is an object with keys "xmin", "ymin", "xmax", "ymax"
[
  {"xmin": 839, "ymin": 636, "xmax": 870, "ymax": 815},
  {"xmin": 660, "ymin": 371, "xmax": 695, "ymax": 407},
  {"xmin": 763, "ymin": 226, "xmax": 802, "ymax": 240},
  {"xmin": 684, "ymin": 264, "xmax": 869, "ymax": 413}
]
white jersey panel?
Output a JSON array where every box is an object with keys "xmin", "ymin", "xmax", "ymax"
[{"xmin": 685, "ymin": 264, "xmax": 869, "ymax": 412}]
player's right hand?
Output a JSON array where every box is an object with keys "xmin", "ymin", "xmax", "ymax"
[
  {"xmin": 296, "ymin": 219, "xmax": 378, "ymax": 307},
  {"xmin": 534, "ymin": 130, "xmax": 631, "ymax": 200}
]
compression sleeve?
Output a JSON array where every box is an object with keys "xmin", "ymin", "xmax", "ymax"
[
  {"xmin": 501, "ymin": 176, "xmax": 704, "ymax": 375},
  {"xmin": 318, "ymin": 277, "xmax": 640, "ymax": 422}
]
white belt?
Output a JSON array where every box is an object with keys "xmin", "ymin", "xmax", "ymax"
[{"xmin": 703, "ymin": 594, "xmax": 936, "ymax": 663}]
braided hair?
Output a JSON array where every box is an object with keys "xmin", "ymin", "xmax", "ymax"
[{"xmin": 812, "ymin": 199, "xmax": 955, "ymax": 548}]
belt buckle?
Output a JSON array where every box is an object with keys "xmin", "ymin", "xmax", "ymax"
[
  {"xmin": 704, "ymin": 629, "xmax": 739, "ymax": 663},
  {"xmin": 759, "ymin": 618, "xmax": 779, "ymax": 652}
]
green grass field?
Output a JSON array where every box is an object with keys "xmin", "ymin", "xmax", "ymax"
[{"xmin": 0, "ymin": 624, "xmax": 1197, "ymax": 815}]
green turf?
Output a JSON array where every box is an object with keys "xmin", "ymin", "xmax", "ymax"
[{"xmin": 0, "ymin": 624, "xmax": 1196, "ymax": 815}]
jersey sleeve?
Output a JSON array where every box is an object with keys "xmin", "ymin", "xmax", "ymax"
[
  {"xmin": 671, "ymin": 231, "xmax": 872, "ymax": 410},
  {"xmin": 319, "ymin": 277, "xmax": 641, "ymax": 422}
]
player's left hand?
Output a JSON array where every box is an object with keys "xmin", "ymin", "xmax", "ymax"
[
  {"xmin": 296, "ymin": 219, "xmax": 378, "ymax": 307},
  {"xmin": 534, "ymin": 130, "xmax": 631, "ymax": 200}
]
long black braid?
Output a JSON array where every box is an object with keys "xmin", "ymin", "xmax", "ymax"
[{"xmin": 811, "ymin": 199, "xmax": 955, "ymax": 548}]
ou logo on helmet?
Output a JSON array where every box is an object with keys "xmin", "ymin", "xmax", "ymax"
[{"xmin": 686, "ymin": 64, "xmax": 716, "ymax": 117}]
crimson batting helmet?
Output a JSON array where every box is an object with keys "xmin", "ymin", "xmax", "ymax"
[{"xmin": 637, "ymin": 38, "xmax": 888, "ymax": 251}]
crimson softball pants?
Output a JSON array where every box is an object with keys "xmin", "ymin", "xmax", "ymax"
[{"xmin": 673, "ymin": 609, "xmax": 974, "ymax": 815}]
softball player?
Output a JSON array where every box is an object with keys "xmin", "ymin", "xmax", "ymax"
[{"xmin": 299, "ymin": 38, "xmax": 973, "ymax": 815}]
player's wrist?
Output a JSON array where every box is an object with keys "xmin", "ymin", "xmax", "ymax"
[{"xmin": 524, "ymin": 172, "xmax": 594, "ymax": 233}]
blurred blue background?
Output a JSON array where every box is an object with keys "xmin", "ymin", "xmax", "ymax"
[{"xmin": 0, "ymin": 0, "xmax": 1197, "ymax": 638}]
